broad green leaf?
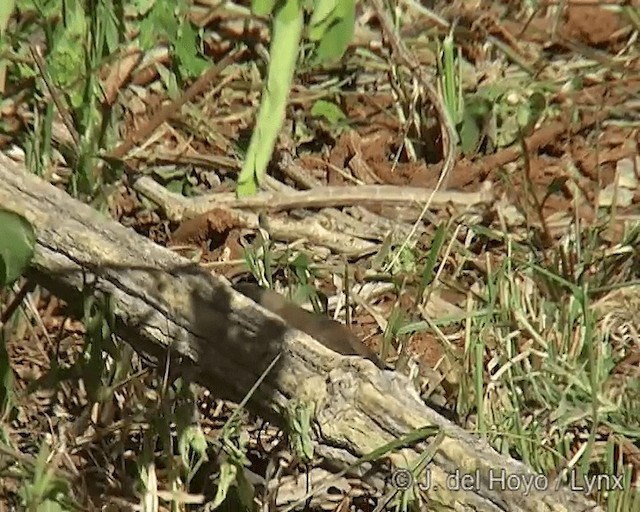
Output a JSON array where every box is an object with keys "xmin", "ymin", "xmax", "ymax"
[
  {"xmin": 459, "ymin": 110, "xmax": 482, "ymax": 157},
  {"xmin": 308, "ymin": 0, "xmax": 338, "ymax": 40},
  {"xmin": 138, "ymin": 0, "xmax": 178, "ymax": 49},
  {"xmin": 290, "ymin": 252, "xmax": 311, "ymax": 274},
  {"xmin": 310, "ymin": 99, "xmax": 346, "ymax": 126},
  {"xmin": 0, "ymin": 210, "xmax": 35, "ymax": 287},
  {"xmin": 175, "ymin": 22, "xmax": 208, "ymax": 77},
  {"xmin": 309, "ymin": 0, "xmax": 355, "ymax": 63},
  {"xmin": 516, "ymin": 103, "xmax": 531, "ymax": 130},
  {"xmin": 252, "ymin": 0, "xmax": 277, "ymax": 16}
]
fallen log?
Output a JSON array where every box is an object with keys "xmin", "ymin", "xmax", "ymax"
[{"xmin": 0, "ymin": 152, "xmax": 602, "ymax": 511}]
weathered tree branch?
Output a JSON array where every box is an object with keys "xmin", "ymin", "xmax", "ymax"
[{"xmin": 0, "ymin": 153, "xmax": 602, "ymax": 512}]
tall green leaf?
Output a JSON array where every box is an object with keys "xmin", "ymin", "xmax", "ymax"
[
  {"xmin": 308, "ymin": 0, "xmax": 355, "ymax": 63},
  {"xmin": 0, "ymin": 210, "xmax": 35, "ymax": 287},
  {"xmin": 237, "ymin": 0, "xmax": 304, "ymax": 196}
]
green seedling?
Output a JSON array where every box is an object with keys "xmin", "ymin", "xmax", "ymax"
[{"xmin": 237, "ymin": 0, "xmax": 356, "ymax": 196}]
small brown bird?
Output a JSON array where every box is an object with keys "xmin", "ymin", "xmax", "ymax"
[{"xmin": 233, "ymin": 283, "xmax": 384, "ymax": 369}]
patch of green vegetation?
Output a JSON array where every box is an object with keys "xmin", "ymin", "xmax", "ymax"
[
  {"xmin": 2, "ymin": 0, "xmax": 210, "ymax": 199},
  {"xmin": 236, "ymin": 0, "xmax": 356, "ymax": 196},
  {"xmin": 436, "ymin": 29, "xmax": 549, "ymax": 158}
]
